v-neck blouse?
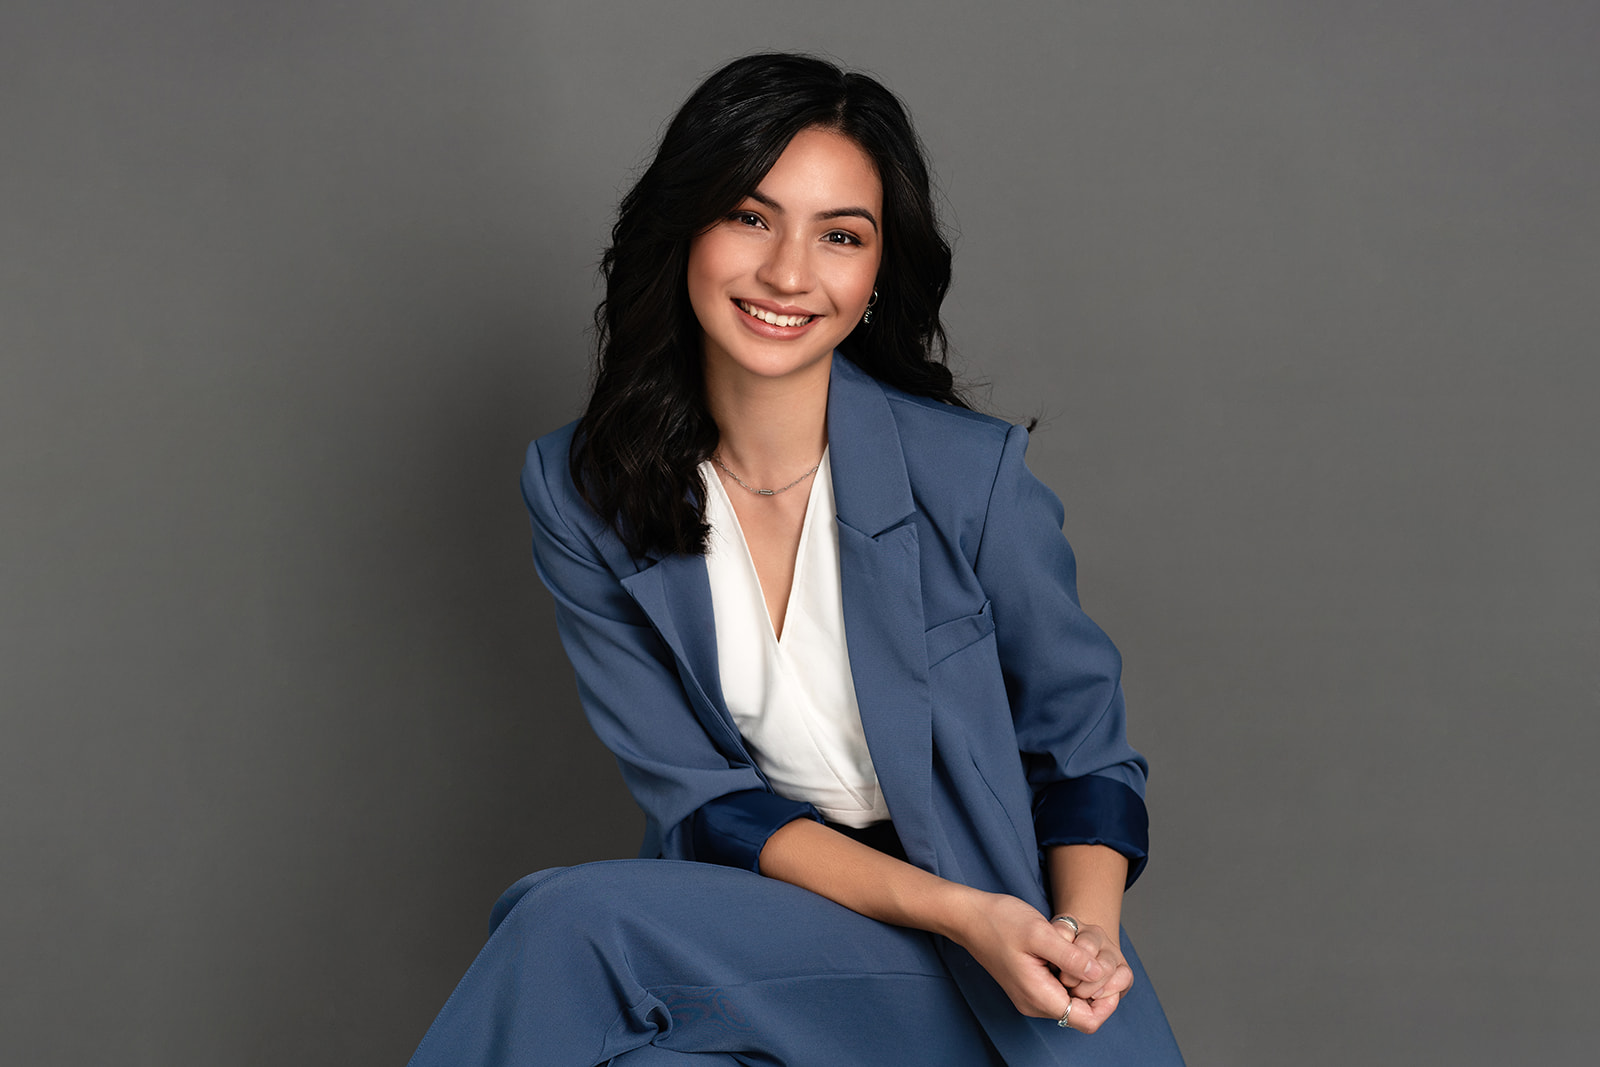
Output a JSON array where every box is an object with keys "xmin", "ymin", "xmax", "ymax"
[{"xmin": 700, "ymin": 448, "xmax": 891, "ymax": 828}]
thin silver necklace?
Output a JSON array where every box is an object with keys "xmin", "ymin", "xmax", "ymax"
[{"xmin": 712, "ymin": 452, "xmax": 822, "ymax": 496}]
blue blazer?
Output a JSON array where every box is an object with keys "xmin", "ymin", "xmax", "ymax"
[{"xmin": 520, "ymin": 353, "xmax": 1153, "ymax": 1057}]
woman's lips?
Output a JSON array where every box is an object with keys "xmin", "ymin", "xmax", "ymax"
[{"xmin": 735, "ymin": 299, "xmax": 817, "ymax": 330}]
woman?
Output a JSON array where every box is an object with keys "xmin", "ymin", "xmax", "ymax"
[{"xmin": 410, "ymin": 54, "xmax": 1183, "ymax": 1066}]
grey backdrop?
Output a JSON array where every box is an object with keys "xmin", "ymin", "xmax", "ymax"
[{"xmin": 3, "ymin": 2, "xmax": 1595, "ymax": 1064}]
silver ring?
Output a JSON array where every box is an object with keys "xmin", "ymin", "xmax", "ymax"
[
  {"xmin": 1051, "ymin": 914, "xmax": 1080, "ymax": 936},
  {"xmin": 1058, "ymin": 1001, "xmax": 1073, "ymax": 1028}
]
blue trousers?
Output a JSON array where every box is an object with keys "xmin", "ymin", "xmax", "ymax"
[{"xmin": 407, "ymin": 859, "xmax": 1180, "ymax": 1066}]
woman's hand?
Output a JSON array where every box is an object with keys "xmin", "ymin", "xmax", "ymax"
[
  {"xmin": 1045, "ymin": 918, "xmax": 1134, "ymax": 1033},
  {"xmin": 946, "ymin": 891, "xmax": 1119, "ymax": 1028}
]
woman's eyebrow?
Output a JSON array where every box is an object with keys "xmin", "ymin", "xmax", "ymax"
[
  {"xmin": 819, "ymin": 206, "xmax": 879, "ymax": 232},
  {"xmin": 747, "ymin": 190, "xmax": 879, "ymax": 233}
]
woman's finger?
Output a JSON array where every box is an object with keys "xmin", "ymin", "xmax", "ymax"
[
  {"xmin": 1062, "ymin": 991, "xmax": 1122, "ymax": 1034},
  {"xmin": 1101, "ymin": 959, "xmax": 1135, "ymax": 998},
  {"xmin": 1069, "ymin": 956, "xmax": 1134, "ymax": 1003},
  {"xmin": 1061, "ymin": 924, "xmax": 1107, "ymax": 956},
  {"xmin": 1049, "ymin": 923, "xmax": 1128, "ymax": 999},
  {"xmin": 1030, "ymin": 924, "xmax": 1107, "ymax": 987}
]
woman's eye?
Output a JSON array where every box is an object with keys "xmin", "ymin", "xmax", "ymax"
[
  {"xmin": 730, "ymin": 211, "xmax": 764, "ymax": 227},
  {"xmin": 823, "ymin": 231, "xmax": 861, "ymax": 246}
]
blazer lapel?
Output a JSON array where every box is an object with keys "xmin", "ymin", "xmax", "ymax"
[
  {"xmin": 827, "ymin": 356, "xmax": 938, "ymax": 872},
  {"xmin": 620, "ymin": 552, "xmax": 750, "ymax": 764}
]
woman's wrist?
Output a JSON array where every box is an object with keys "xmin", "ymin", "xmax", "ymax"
[
  {"xmin": 1045, "ymin": 844, "xmax": 1127, "ymax": 936},
  {"xmin": 925, "ymin": 881, "xmax": 993, "ymax": 945},
  {"xmin": 1050, "ymin": 887, "xmax": 1123, "ymax": 937}
]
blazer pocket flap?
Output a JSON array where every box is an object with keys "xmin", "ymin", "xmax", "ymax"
[{"xmin": 924, "ymin": 600, "xmax": 995, "ymax": 667}]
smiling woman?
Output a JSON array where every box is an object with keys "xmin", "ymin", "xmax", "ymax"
[
  {"xmin": 688, "ymin": 126, "xmax": 883, "ymax": 386},
  {"xmin": 407, "ymin": 53, "xmax": 1184, "ymax": 1066}
]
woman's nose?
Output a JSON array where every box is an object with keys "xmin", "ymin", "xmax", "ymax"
[{"xmin": 755, "ymin": 233, "xmax": 814, "ymax": 294}]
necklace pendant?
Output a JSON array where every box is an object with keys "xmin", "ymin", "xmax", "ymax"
[{"xmin": 757, "ymin": 488, "xmax": 775, "ymax": 496}]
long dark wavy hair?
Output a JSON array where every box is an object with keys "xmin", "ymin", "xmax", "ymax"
[{"xmin": 572, "ymin": 53, "xmax": 965, "ymax": 558}]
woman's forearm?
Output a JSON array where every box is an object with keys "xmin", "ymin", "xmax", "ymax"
[
  {"xmin": 760, "ymin": 825, "xmax": 1131, "ymax": 939},
  {"xmin": 760, "ymin": 819, "xmax": 1116, "ymax": 1022},
  {"xmin": 1045, "ymin": 843, "xmax": 1128, "ymax": 934},
  {"xmin": 757, "ymin": 818, "xmax": 983, "ymax": 939}
]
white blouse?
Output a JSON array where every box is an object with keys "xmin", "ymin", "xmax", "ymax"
[{"xmin": 700, "ymin": 449, "xmax": 891, "ymax": 828}]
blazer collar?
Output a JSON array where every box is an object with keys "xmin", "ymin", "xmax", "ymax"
[{"xmin": 825, "ymin": 352, "xmax": 918, "ymax": 539}]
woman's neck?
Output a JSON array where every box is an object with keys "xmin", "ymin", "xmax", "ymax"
[{"xmin": 704, "ymin": 353, "xmax": 831, "ymax": 484}]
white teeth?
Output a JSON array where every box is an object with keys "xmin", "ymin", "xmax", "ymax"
[{"xmin": 738, "ymin": 300, "xmax": 812, "ymax": 328}]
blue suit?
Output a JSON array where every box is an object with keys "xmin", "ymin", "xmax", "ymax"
[{"xmin": 408, "ymin": 355, "xmax": 1183, "ymax": 1065}]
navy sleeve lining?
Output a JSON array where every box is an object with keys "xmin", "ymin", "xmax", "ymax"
[
  {"xmin": 1034, "ymin": 776, "xmax": 1150, "ymax": 888},
  {"xmin": 692, "ymin": 789, "xmax": 822, "ymax": 873}
]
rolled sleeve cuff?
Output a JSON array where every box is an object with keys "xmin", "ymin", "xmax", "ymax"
[
  {"xmin": 1034, "ymin": 776, "xmax": 1150, "ymax": 888},
  {"xmin": 692, "ymin": 789, "xmax": 822, "ymax": 873}
]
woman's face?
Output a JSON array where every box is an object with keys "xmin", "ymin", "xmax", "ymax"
[{"xmin": 687, "ymin": 126, "xmax": 884, "ymax": 387}]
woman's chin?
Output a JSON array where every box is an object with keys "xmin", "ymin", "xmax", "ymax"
[{"xmin": 704, "ymin": 340, "xmax": 837, "ymax": 385}]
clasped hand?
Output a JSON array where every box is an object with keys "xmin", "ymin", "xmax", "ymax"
[{"xmin": 952, "ymin": 892, "xmax": 1134, "ymax": 1034}]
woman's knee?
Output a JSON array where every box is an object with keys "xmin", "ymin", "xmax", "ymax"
[
  {"xmin": 488, "ymin": 866, "xmax": 571, "ymax": 932},
  {"xmin": 489, "ymin": 860, "xmax": 713, "ymax": 937}
]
